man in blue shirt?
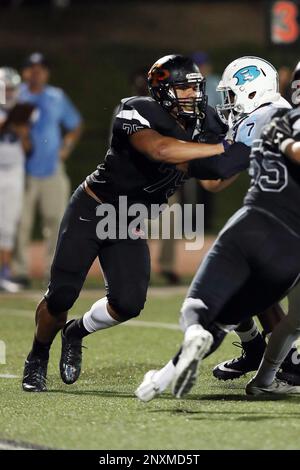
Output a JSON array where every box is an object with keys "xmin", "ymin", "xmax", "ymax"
[{"xmin": 13, "ymin": 52, "xmax": 83, "ymax": 286}]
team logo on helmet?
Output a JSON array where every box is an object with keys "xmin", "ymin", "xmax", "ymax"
[
  {"xmin": 233, "ymin": 65, "xmax": 261, "ymax": 85},
  {"xmin": 148, "ymin": 63, "xmax": 170, "ymax": 87}
]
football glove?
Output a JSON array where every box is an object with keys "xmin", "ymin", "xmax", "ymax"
[{"xmin": 261, "ymin": 115, "xmax": 294, "ymax": 153}]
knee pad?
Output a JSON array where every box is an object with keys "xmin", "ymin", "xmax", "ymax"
[
  {"xmin": 108, "ymin": 294, "xmax": 145, "ymax": 321},
  {"xmin": 107, "ymin": 280, "xmax": 148, "ymax": 321},
  {"xmin": 45, "ymin": 286, "xmax": 78, "ymax": 316},
  {"xmin": 180, "ymin": 297, "xmax": 208, "ymax": 331}
]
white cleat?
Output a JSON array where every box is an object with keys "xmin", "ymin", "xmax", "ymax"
[
  {"xmin": 172, "ymin": 326, "xmax": 213, "ymax": 398},
  {"xmin": 135, "ymin": 370, "xmax": 162, "ymax": 402},
  {"xmin": 246, "ymin": 377, "xmax": 300, "ymax": 396}
]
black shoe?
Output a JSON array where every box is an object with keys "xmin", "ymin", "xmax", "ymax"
[
  {"xmin": 160, "ymin": 270, "xmax": 181, "ymax": 285},
  {"xmin": 277, "ymin": 347, "xmax": 300, "ymax": 385},
  {"xmin": 22, "ymin": 357, "xmax": 48, "ymax": 392},
  {"xmin": 60, "ymin": 320, "xmax": 84, "ymax": 385},
  {"xmin": 11, "ymin": 275, "xmax": 31, "ymax": 289},
  {"xmin": 212, "ymin": 334, "xmax": 266, "ymax": 381}
]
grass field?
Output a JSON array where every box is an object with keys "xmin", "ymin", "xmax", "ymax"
[{"xmin": 1, "ymin": 289, "xmax": 300, "ymax": 450}]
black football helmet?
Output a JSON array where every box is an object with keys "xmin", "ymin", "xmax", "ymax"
[{"xmin": 148, "ymin": 54, "xmax": 207, "ymax": 119}]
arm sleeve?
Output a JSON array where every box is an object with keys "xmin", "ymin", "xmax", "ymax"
[
  {"xmin": 188, "ymin": 142, "xmax": 250, "ymax": 180},
  {"xmin": 60, "ymin": 93, "xmax": 82, "ymax": 130}
]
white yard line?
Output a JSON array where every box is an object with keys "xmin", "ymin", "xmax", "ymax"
[
  {"xmin": 0, "ymin": 286, "xmax": 188, "ymax": 301},
  {"xmin": 0, "ymin": 441, "xmax": 30, "ymax": 450},
  {"xmin": 0, "ymin": 374, "xmax": 19, "ymax": 379},
  {"xmin": 0, "ymin": 308, "xmax": 181, "ymax": 330},
  {"xmin": 0, "ymin": 439, "xmax": 50, "ymax": 450},
  {"xmin": 123, "ymin": 319, "xmax": 180, "ymax": 330}
]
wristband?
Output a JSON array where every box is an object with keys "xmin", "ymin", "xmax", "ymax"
[{"xmin": 222, "ymin": 139, "xmax": 231, "ymax": 151}]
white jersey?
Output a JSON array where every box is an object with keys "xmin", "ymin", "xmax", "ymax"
[
  {"xmin": 0, "ymin": 109, "xmax": 25, "ymax": 170},
  {"xmin": 233, "ymin": 96, "xmax": 291, "ymax": 147},
  {"xmin": 0, "ymin": 135, "xmax": 24, "ymax": 169}
]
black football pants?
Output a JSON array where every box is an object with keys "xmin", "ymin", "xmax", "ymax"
[
  {"xmin": 45, "ymin": 185, "xmax": 150, "ymax": 319},
  {"xmin": 181, "ymin": 206, "xmax": 300, "ymax": 330}
]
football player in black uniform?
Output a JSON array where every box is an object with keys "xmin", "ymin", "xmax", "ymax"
[
  {"xmin": 22, "ymin": 54, "xmax": 250, "ymax": 392},
  {"xmin": 170, "ymin": 100, "xmax": 300, "ymax": 398},
  {"xmin": 246, "ymin": 74, "xmax": 300, "ymax": 394}
]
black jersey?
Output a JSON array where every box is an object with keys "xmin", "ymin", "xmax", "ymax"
[
  {"xmin": 85, "ymin": 96, "xmax": 226, "ymax": 207},
  {"xmin": 244, "ymin": 107, "xmax": 300, "ymax": 234}
]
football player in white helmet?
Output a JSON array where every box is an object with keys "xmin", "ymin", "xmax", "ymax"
[
  {"xmin": 210, "ymin": 58, "xmax": 300, "ymax": 385},
  {"xmin": 0, "ymin": 67, "xmax": 21, "ymax": 118},
  {"xmin": 246, "ymin": 62, "xmax": 300, "ymax": 395},
  {"xmin": 216, "ymin": 56, "xmax": 280, "ymax": 123},
  {"xmin": 135, "ymin": 56, "xmax": 297, "ymax": 402},
  {"xmin": 200, "ymin": 56, "xmax": 289, "ymax": 194}
]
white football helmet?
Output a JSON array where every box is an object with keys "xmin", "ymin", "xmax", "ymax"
[
  {"xmin": 0, "ymin": 67, "xmax": 21, "ymax": 110},
  {"xmin": 216, "ymin": 56, "xmax": 280, "ymax": 124}
]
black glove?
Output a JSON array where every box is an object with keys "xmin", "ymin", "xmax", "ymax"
[{"xmin": 261, "ymin": 114, "xmax": 293, "ymax": 151}]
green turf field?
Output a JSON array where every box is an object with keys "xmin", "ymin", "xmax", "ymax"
[{"xmin": 0, "ymin": 290, "xmax": 300, "ymax": 450}]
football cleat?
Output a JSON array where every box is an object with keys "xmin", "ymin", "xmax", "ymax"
[
  {"xmin": 246, "ymin": 377, "xmax": 300, "ymax": 396},
  {"xmin": 276, "ymin": 347, "xmax": 300, "ymax": 386},
  {"xmin": 172, "ymin": 326, "xmax": 213, "ymax": 398},
  {"xmin": 135, "ymin": 370, "xmax": 163, "ymax": 402},
  {"xmin": 212, "ymin": 334, "xmax": 266, "ymax": 381},
  {"xmin": 0, "ymin": 278, "xmax": 21, "ymax": 293},
  {"xmin": 60, "ymin": 319, "xmax": 84, "ymax": 385},
  {"xmin": 22, "ymin": 357, "xmax": 48, "ymax": 392}
]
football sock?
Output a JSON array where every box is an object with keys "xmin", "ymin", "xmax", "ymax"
[
  {"xmin": 252, "ymin": 357, "xmax": 278, "ymax": 387},
  {"xmin": 28, "ymin": 336, "xmax": 52, "ymax": 361},
  {"xmin": 154, "ymin": 360, "xmax": 176, "ymax": 392},
  {"xmin": 83, "ymin": 297, "xmax": 119, "ymax": 333},
  {"xmin": 235, "ymin": 319, "xmax": 259, "ymax": 343},
  {"xmin": 254, "ymin": 317, "xmax": 300, "ymax": 387},
  {"xmin": 65, "ymin": 317, "xmax": 91, "ymax": 340}
]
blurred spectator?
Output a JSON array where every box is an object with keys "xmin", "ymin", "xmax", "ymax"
[
  {"xmin": 130, "ymin": 67, "xmax": 149, "ymax": 96},
  {"xmin": 13, "ymin": 52, "xmax": 83, "ymax": 287},
  {"xmin": 0, "ymin": 67, "xmax": 33, "ymax": 292},
  {"xmin": 191, "ymin": 51, "xmax": 221, "ymax": 108},
  {"xmin": 278, "ymin": 65, "xmax": 293, "ymax": 105}
]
